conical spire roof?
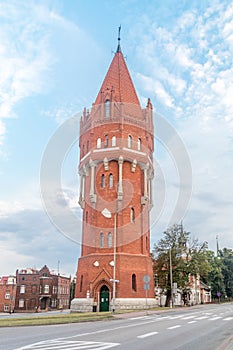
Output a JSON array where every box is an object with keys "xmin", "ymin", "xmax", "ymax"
[{"xmin": 94, "ymin": 42, "xmax": 140, "ymax": 106}]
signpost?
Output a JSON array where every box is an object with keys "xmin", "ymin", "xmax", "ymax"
[{"xmin": 143, "ymin": 275, "xmax": 150, "ymax": 311}]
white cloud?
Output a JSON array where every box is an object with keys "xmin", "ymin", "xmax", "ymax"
[{"xmin": 132, "ymin": 1, "xmax": 233, "ymax": 249}]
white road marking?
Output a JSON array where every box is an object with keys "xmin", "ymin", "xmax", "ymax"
[
  {"xmin": 169, "ymin": 315, "xmax": 184, "ymax": 319},
  {"xmin": 194, "ymin": 316, "xmax": 209, "ymax": 320},
  {"xmin": 167, "ymin": 325, "xmax": 181, "ymax": 330},
  {"xmin": 14, "ymin": 340, "xmax": 120, "ymax": 350},
  {"xmin": 188, "ymin": 321, "xmax": 197, "ymax": 324},
  {"xmin": 223, "ymin": 317, "xmax": 233, "ymax": 321},
  {"xmin": 130, "ymin": 316, "xmax": 149, "ymax": 320},
  {"xmin": 182, "ymin": 315, "xmax": 196, "ymax": 320},
  {"xmin": 208, "ymin": 316, "xmax": 222, "ymax": 321},
  {"xmin": 137, "ymin": 331, "xmax": 159, "ymax": 339}
]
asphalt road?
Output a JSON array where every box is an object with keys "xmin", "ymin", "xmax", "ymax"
[{"xmin": 1, "ymin": 303, "xmax": 233, "ymax": 350}]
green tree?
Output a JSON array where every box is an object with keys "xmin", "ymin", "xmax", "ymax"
[
  {"xmin": 204, "ymin": 250, "xmax": 225, "ymax": 301},
  {"xmin": 153, "ymin": 224, "xmax": 210, "ymax": 306}
]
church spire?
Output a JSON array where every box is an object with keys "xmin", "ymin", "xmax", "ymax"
[{"xmin": 94, "ymin": 28, "xmax": 140, "ymax": 106}]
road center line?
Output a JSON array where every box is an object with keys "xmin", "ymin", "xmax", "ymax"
[{"xmin": 137, "ymin": 331, "xmax": 158, "ymax": 339}]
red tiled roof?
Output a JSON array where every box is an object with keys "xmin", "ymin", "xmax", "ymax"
[{"xmin": 94, "ymin": 49, "xmax": 140, "ymax": 106}]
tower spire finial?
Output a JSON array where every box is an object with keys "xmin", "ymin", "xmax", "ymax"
[{"xmin": 117, "ymin": 25, "xmax": 121, "ymax": 52}]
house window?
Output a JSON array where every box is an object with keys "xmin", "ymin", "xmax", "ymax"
[
  {"xmin": 109, "ymin": 173, "xmax": 113, "ymax": 188},
  {"xmin": 51, "ymin": 299, "xmax": 57, "ymax": 307},
  {"xmin": 5, "ymin": 291, "xmax": 10, "ymax": 299},
  {"xmin": 105, "ymin": 134, "xmax": 109, "ymax": 148},
  {"xmin": 130, "ymin": 208, "xmax": 135, "ymax": 223},
  {"xmin": 20, "ymin": 285, "xmax": 25, "ymax": 294},
  {"xmin": 19, "ymin": 299, "xmax": 24, "ymax": 308},
  {"xmin": 112, "ymin": 136, "xmax": 116, "ymax": 147},
  {"xmin": 128, "ymin": 135, "xmax": 132, "ymax": 148},
  {"xmin": 137, "ymin": 138, "xmax": 141, "ymax": 151},
  {"xmin": 87, "ymin": 140, "xmax": 89, "ymax": 153},
  {"xmin": 97, "ymin": 137, "xmax": 101, "ymax": 149},
  {"xmin": 85, "ymin": 211, "xmax": 88, "ymax": 224},
  {"xmin": 82, "ymin": 144, "xmax": 85, "ymax": 157},
  {"xmin": 108, "ymin": 232, "xmax": 112, "ymax": 248},
  {"xmin": 100, "ymin": 232, "xmax": 104, "ymax": 248},
  {"xmin": 4, "ymin": 304, "xmax": 9, "ymax": 312},
  {"xmin": 44, "ymin": 285, "xmax": 49, "ymax": 294},
  {"xmin": 43, "ymin": 272, "xmax": 47, "ymax": 277},
  {"xmin": 80, "ymin": 275, "xmax": 83, "ymax": 292},
  {"xmin": 105, "ymin": 99, "xmax": 110, "ymax": 117},
  {"xmin": 132, "ymin": 274, "xmax": 137, "ymax": 292},
  {"xmin": 101, "ymin": 174, "xmax": 105, "ymax": 188}
]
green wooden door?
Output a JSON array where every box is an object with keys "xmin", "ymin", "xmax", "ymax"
[{"xmin": 100, "ymin": 288, "xmax": 109, "ymax": 312}]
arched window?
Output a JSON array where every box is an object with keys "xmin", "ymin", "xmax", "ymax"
[
  {"xmin": 100, "ymin": 232, "xmax": 104, "ymax": 248},
  {"xmin": 108, "ymin": 232, "xmax": 112, "ymax": 248},
  {"xmin": 132, "ymin": 274, "xmax": 137, "ymax": 292},
  {"xmin": 105, "ymin": 134, "xmax": 109, "ymax": 148},
  {"xmin": 80, "ymin": 275, "xmax": 83, "ymax": 292},
  {"xmin": 109, "ymin": 173, "xmax": 113, "ymax": 188},
  {"xmin": 128, "ymin": 135, "xmax": 132, "ymax": 148},
  {"xmin": 97, "ymin": 137, "xmax": 101, "ymax": 149},
  {"xmin": 105, "ymin": 100, "xmax": 110, "ymax": 118},
  {"xmin": 112, "ymin": 136, "xmax": 116, "ymax": 147},
  {"xmin": 137, "ymin": 138, "xmax": 141, "ymax": 151},
  {"xmin": 101, "ymin": 174, "xmax": 105, "ymax": 188},
  {"xmin": 130, "ymin": 207, "xmax": 135, "ymax": 223}
]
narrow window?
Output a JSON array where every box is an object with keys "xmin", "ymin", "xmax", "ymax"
[
  {"xmin": 108, "ymin": 232, "xmax": 112, "ymax": 248},
  {"xmin": 82, "ymin": 144, "xmax": 85, "ymax": 157},
  {"xmin": 105, "ymin": 134, "xmax": 109, "ymax": 148},
  {"xmin": 97, "ymin": 137, "xmax": 101, "ymax": 149},
  {"xmin": 85, "ymin": 211, "xmax": 88, "ymax": 224},
  {"xmin": 130, "ymin": 208, "xmax": 135, "ymax": 223},
  {"xmin": 137, "ymin": 138, "xmax": 141, "ymax": 151},
  {"xmin": 19, "ymin": 299, "xmax": 24, "ymax": 308},
  {"xmin": 101, "ymin": 174, "xmax": 105, "ymax": 188},
  {"xmin": 44, "ymin": 285, "xmax": 49, "ymax": 294},
  {"xmin": 87, "ymin": 140, "xmax": 89, "ymax": 153},
  {"xmin": 105, "ymin": 99, "xmax": 110, "ymax": 117},
  {"xmin": 112, "ymin": 136, "xmax": 116, "ymax": 147},
  {"xmin": 100, "ymin": 232, "xmax": 104, "ymax": 248},
  {"xmin": 20, "ymin": 285, "xmax": 25, "ymax": 294},
  {"xmin": 80, "ymin": 275, "xmax": 83, "ymax": 292},
  {"xmin": 109, "ymin": 173, "xmax": 113, "ymax": 188},
  {"xmin": 128, "ymin": 135, "xmax": 132, "ymax": 148},
  {"xmin": 132, "ymin": 274, "xmax": 137, "ymax": 292}
]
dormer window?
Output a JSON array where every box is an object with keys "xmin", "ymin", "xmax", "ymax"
[{"xmin": 105, "ymin": 100, "xmax": 110, "ymax": 118}]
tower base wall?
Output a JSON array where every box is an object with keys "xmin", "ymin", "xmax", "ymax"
[{"xmin": 70, "ymin": 297, "xmax": 159, "ymax": 313}]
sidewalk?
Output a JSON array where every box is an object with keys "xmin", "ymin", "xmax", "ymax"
[{"xmin": 113, "ymin": 304, "xmax": 205, "ymax": 319}]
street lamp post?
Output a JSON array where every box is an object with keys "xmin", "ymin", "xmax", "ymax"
[
  {"xmin": 169, "ymin": 248, "xmax": 173, "ymax": 308},
  {"xmin": 102, "ymin": 209, "xmax": 119, "ymax": 312}
]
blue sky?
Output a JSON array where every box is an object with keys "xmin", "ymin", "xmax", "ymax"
[{"xmin": 0, "ymin": 0, "xmax": 233, "ymax": 276}]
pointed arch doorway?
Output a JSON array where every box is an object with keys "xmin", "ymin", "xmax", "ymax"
[{"xmin": 99, "ymin": 285, "xmax": 110, "ymax": 312}]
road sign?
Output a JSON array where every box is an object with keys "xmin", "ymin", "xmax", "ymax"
[
  {"xmin": 144, "ymin": 283, "xmax": 150, "ymax": 290},
  {"xmin": 143, "ymin": 275, "xmax": 151, "ymax": 283}
]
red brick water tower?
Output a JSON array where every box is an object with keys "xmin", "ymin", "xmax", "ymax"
[{"xmin": 71, "ymin": 32, "xmax": 156, "ymax": 312}]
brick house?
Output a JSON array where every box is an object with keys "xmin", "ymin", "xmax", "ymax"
[
  {"xmin": 71, "ymin": 31, "xmax": 157, "ymax": 312},
  {"xmin": 14, "ymin": 265, "xmax": 71, "ymax": 312},
  {"xmin": 0, "ymin": 276, "xmax": 16, "ymax": 313}
]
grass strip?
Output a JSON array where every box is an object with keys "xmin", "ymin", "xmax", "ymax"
[{"xmin": 0, "ymin": 312, "xmax": 113, "ymax": 327}]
